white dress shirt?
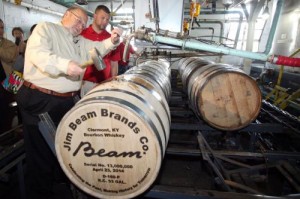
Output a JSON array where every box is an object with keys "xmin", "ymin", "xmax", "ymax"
[{"xmin": 24, "ymin": 22, "xmax": 118, "ymax": 93}]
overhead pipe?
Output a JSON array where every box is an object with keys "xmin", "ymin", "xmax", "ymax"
[
  {"xmin": 39, "ymin": 1, "xmax": 95, "ymax": 17},
  {"xmin": 243, "ymin": 0, "xmax": 265, "ymax": 75},
  {"xmin": 193, "ymin": 20, "xmax": 225, "ymax": 62},
  {"xmin": 147, "ymin": 31, "xmax": 300, "ymax": 67},
  {"xmin": 187, "ymin": 1, "xmax": 283, "ymax": 58},
  {"xmin": 264, "ymin": 0, "xmax": 283, "ymax": 54},
  {"xmin": 201, "ymin": 10, "xmax": 242, "ymax": 49},
  {"xmin": 109, "ymin": 21, "xmax": 131, "ymax": 30},
  {"xmin": 124, "ymin": 0, "xmax": 300, "ymax": 67},
  {"xmin": 122, "ymin": 30, "xmax": 267, "ymax": 63},
  {"xmin": 191, "ymin": 27, "xmax": 215, "ymax": 41},
  {"xmin": 6, "ymin": 0, "xmax": 64, "ymax": 16},
  {"xmin": 112, "ymin": 0, "xmax": 129, "ymax": 14},
  {"xmin": 240, "ymin": 3, "xmax": 249, "ymax": 21},
  {"xmin": 108, "ymin": 0, "xmax": 136, "ymax": 30},
  {"xmin": 150, "ymin": 35, "xmax": 268, "ymax": 61},
  {"xmin": 246, "ymin": 0, "xmax": 266, "ymax": 50},
  {"xmin": 185, "ymin": 10, "xmax": 243, "ymax": 48},
  {"xmin": 132, "ymin": 0, "xmax": 136, "ymax": 31},
  {"xmin": 152, "ymin": 0, "xmax": 160, "ymax": 32},
  {"xmin": 9, "ymin": 0, "xmax": 130, "ymax": 32},
  {"xmin": 195, "ymin": 20, "xmax": 224, "ymax": 44},
  {"xmin": 122, "ymin": 28, "xmax": 180, "ymax": 62},
  {"xmin": 49, "ymin": 0, "xmax": 74, "ymax": 8}
]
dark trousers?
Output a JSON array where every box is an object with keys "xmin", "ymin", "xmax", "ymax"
[
  {"xmin": 16, "ymin": 85, "xmax": 77, "ymax": 199},
  {"xmin": 0, "ymin": 85, "xmax": 15, "ymax": 133},
  {"xmin": 118, "ymin": 65, "xmax": 129, "ymax": 75}
]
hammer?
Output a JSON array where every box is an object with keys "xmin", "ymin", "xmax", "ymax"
[{"xmin": 81, "ymin": 48, "xmax": 106, "ymax": 71}]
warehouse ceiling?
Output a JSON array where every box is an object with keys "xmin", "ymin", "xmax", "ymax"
[
  {"xmin": 73, "ymin": 0, "xmax": 259, "ymax": 10},
  {"xmin": 49, "ymin": 0, "xmax": 267, "ymax": 24}
]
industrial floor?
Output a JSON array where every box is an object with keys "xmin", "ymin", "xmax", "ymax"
[
  {"xmin": 1, "ymin": 123, "xmax": 300, "ymax": 199},
  {"xmin": 0, "ymin": 150, "xmax": 213, "ymax": 199},
  {"xmin": 1, "ymin": 69, "xmax": 300, "ymax": 199}
]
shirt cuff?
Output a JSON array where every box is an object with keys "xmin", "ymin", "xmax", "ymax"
[
  {"xmin": 57, "ymin": 59, "xmax": 71, "ymax": 74},
  {"xmin": 103, "ymin": 38, "xmax": 120, "ymax": 50}
]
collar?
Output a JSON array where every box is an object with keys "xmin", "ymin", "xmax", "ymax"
[
  {"xmin": 58, "ymin": 21, "xmax": 73, "ymax": 37},
  {"xmin": 85, "ymin": 25, "xmax": 106, "ymax": 36}
]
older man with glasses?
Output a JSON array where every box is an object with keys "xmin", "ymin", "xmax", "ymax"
[{"xmin": 16, "ymin": 6, "xmax": 122, "ymax": 198}]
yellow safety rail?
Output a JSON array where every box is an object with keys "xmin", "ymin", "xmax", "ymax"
[{"xmin": 265, "ymin": 48, "xmax": 300, "ymax": 112}]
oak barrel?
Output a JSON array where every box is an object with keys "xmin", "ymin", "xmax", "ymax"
[
  {"xmin": 55, "ymin": 60, "xmax": 170, "ymax": 199},
  {"xmin": 126, "ymin": 60, "xmax": 171, "ymax": 101},
  {"xmin": 179, "ymin": 58, "xmax": 262, "ymax": 131},
  {"xmin": 178, "ymin": 57, "xmax": 214, "ymax": 90}
]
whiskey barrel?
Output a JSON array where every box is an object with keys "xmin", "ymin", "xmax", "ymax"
[
  {"xmin": 178, "ymin": 57, "xmax": 214, "ymax": 90},
  {"xmin": 179, "ymin": 58, "xmax": 261, "ymax": 131},
  {"xmin": 55, "ymin": 61, "xmax": 170, "ymax": 199},
  {"xmin": 126, "ymin": 60, "xmax": 171, "ymax": 101}
]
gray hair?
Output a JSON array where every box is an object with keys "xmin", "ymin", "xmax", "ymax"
[
  {"xmin": 62, "ymin": 6, "xmax": 86, "ymax": 19},
  {"xmin": 65, "ymin": 6, "xmax": 86, "ymax": 16}
]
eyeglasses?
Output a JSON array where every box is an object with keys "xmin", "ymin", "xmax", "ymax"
[{"xmin": 69, "ymin": 10, "xmax": 86, "ymax": 29}]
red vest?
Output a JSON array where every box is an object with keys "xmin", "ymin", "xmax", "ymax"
[
  {"xmin": 81, "ymin": 25, "xmax": 120, "ymax": 83},
  {"xmin": 118, "ymin": 42, "xmax": 135, "ymax": 66}
]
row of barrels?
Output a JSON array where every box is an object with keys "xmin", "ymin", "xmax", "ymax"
[
  {"xmin": 55, "ymin": 57, "xmax": 261, "ymax": 198},
  {"xmin": 56, "ymin": 60, "xmax": 171, "ymax": 199},
  {"xmin": 178, "ymin": 57, "xmax": 261, "ymax": 131}
]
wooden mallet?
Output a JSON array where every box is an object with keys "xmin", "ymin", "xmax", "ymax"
[{"xmin": 81, "ymin": 47, "xmax": 106, "ymax": 70}]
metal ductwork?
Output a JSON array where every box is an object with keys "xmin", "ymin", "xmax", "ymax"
[
  {"xmin": 50, "ymin": 0, "xmax": 94, "ymax": 17},
  {"xmin": 52, "ymin": 0, "xmax": 75, "ymax": 7}
]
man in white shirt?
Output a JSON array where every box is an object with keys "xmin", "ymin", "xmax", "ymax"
[{"xmin": 16, "ymin": 6, "xmax": 122, "ymax": 198}]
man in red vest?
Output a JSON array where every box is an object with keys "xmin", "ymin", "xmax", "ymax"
[{"xmin": 81, "ymin": 5, "xmax": 120, "ymax": 96}]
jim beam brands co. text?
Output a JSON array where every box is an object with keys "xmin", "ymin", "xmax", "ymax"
[{"xmin": 60, "ymin": 107, "xmax": 153, "ymax": 194}]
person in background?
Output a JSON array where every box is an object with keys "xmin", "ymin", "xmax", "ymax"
[
  {"xmin": 80, "ymin": 5, "xmax": 121, "ymax": 97},
  {"xmin": 118, "ymin": 39, "xmax": 140, "ymax": 75},
  {"xmin": 24, "ymin": 24, "xmax": 37, "ymax": 44},
  {"xmin": 0, "ymin": 18, "xmax": 18, "ymax": 133},
  {"xmin": 0, "ymin": 19, "xmax": 18, "ymax": 77},
  {"xmin": 10, "ymin": 26, "xmax": 35, "ymax": 125},
  {"xmin": 13, "ymin": 24, "xmax": 37, "ymax": 73},
  {"xmin": 12, "ymin": 27, "xmax": 26, "ymax": 56},
  {"xmin": 29, "ymin": 24, "xmax": 37, "ymax": 36},
  {"xmin": 16, "ymin": 6, "xmax": 122, "ymax": 198}
]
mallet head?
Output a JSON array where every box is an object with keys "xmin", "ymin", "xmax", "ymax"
[{"xmin": 89, "ymin": 48, "xmax": 106, "ymax": 71}]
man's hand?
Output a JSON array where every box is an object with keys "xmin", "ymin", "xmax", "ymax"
[
  {"xmin": 111, "ymin": 28, "xmax": 123, "ymax": 44},
  {"xmin": 67, "ymin": 61, "xmax": 85, "ymax": 77},
  {"xmin": 18, "ymin": 41, "xmax": 26, "ymax": 54}
]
